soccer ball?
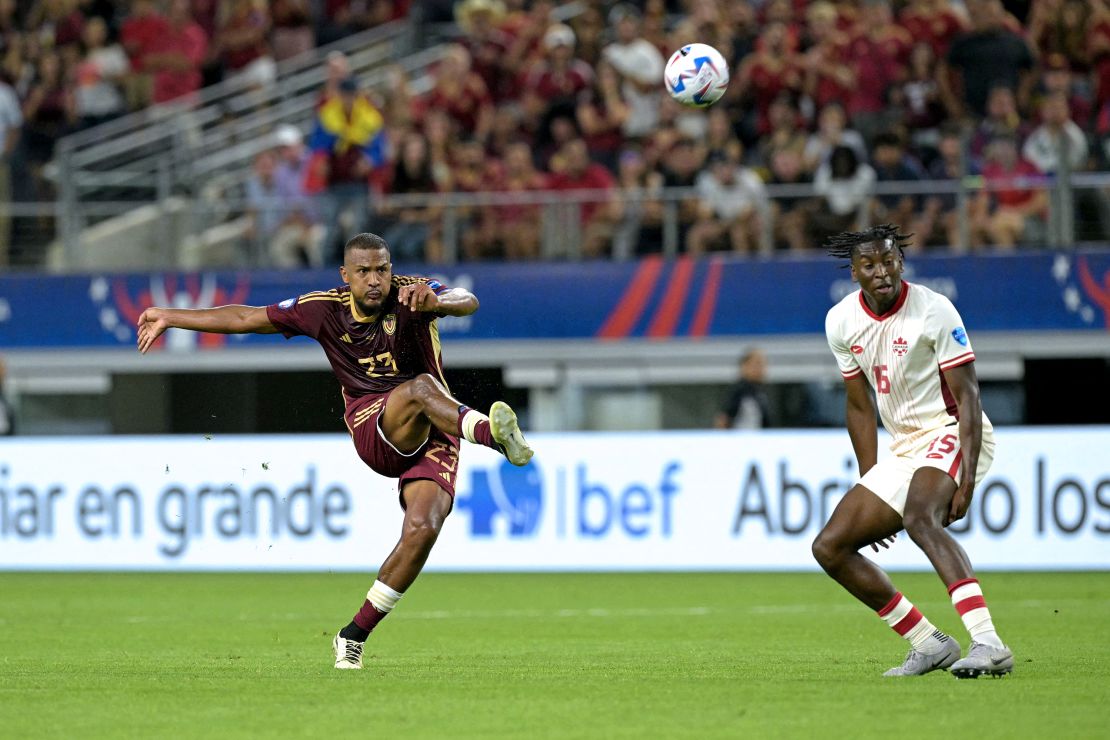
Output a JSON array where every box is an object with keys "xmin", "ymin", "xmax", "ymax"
[{"xmin": 664, "ymin": 43, "xmax": 730, "ymax": 108}]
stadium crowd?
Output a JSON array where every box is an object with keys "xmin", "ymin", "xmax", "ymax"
[{"xmin": 3, "ymin": 0, "xmax": 1110, "ymax": 265}]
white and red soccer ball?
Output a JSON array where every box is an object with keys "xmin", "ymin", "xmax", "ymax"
[{"xmin": 664, "ymin": 43, "xmax": 730, "ymax": 108}]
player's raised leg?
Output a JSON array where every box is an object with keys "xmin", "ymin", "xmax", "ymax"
[
  {"xmin": 812, "ymin": 485, "xmax": 960, "ymax": 677},
  {"xmin": 901, "ymin": 467, "xmax": 1012, "ymax": 678},
  {"xmin": 334, "ymin": 480, "xmax": 452, "ymax": 669},
  {"xmin": 380, "ymin": 373, "xmax": 533, "ymax": 466}
]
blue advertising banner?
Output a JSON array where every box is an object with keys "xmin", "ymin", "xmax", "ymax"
[{"xmin": 1, "ymin": 250, "xmax": 1108, "ymax": 350}]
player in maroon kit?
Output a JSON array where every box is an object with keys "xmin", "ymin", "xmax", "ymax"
[{"xmin": 136, "ymin": 232, "xmax": 533, "ymax": 670}]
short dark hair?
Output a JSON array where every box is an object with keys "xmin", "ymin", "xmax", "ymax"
[
  {"xmin": 824, "ymin": 223, "xmax": 912, "ymax": 264},
  {"xmin": 344, "ymin": 232, "xmax": 390, "ymax": 258}
]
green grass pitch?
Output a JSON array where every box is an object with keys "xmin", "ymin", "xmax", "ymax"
[{"xmin": 1, "ymin": 571, "xmax": 1106, "ymax": 739}]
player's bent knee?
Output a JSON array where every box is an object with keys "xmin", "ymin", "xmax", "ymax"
[
  {"xmin": 901, "ymin": 511, "xmax": 942, "ymax": 543},
  {"xmin": 811, "ymin": 531, "xmax": 840, "ymax": 569}
]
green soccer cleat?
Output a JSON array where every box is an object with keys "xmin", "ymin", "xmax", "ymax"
[
  {"xmin": 489, "ymin": 401, "xmax": 534, "ymax": 467},
  {"xmin": 950, "ymin": 642, "xmax": 1014, "ymax": 679}
]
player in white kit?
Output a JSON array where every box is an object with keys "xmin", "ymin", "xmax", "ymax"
[{"xmin": 811, "ymin": 225, "xmax": 1014, "ymax": 679}]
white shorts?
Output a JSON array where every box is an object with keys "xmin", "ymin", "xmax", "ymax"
[{"xmin": 858, "ymin": 425, "xmax": 995, "ymax": 516}]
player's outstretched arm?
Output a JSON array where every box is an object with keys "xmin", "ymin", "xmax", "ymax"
[
  {"xmin": 843, "ymin": 374, "xmax": 878, "ymax": 478},
  {"xmin": 397, "ymin": 283, "xmax": 478, "ymax": 317},
  {"xmin": 137, "ymin": 305, "xmax": 278, "ymax": 353},
  {"xmin": 942, "ymin": 362, "xmax": 983, "ymax": 525}
]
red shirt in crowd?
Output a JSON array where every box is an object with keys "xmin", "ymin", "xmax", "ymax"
[
  {"xmin": 120, "ymin": 10, "xmax": 167, "ymax": 71},
  {"xmin": 898, "ymin": 5, "xmax": 965, "ymax": 56},
  {"xmin": 547, "ymin": 163, "xmax": 615, "ymax": 223},
  {"xmin": 153, "ymin": 22, "xmax": 207, "ymax": 103}
]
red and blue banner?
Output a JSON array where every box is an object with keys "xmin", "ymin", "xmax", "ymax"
[{"xmin": 1, "ymin": 250, "xmax": 1108, "ymax": 349}]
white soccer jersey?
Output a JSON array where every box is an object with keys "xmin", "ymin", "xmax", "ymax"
[{"xmin": 825, "ymin": 281, "xmax": 992, "ymax": 455}]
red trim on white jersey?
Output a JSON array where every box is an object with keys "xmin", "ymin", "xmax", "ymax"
[
  {"xmin": 948, "ymin": 450, "xmax": 963, "ymax": 479},
  {"xmin": 939, "ymin": 351, "xmax": 976, "ymax": 371},
  {"xmin": 842, "ymin": 368, "xmax": 863, "ymax": 379},
  {"xmin": 858, "ymin": 280, "xmax": 911, "ymax": 321}
]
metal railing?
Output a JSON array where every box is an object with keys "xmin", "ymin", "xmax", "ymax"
[
  {"xmin": 6, "ymin": 172, "xmax": 1107, "ymax": 271},
  {"xmin": 49, "ymin": 19, "xmax": 435, "ymax": 262}
]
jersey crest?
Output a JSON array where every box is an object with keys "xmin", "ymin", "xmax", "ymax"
[
  {"xmin": 383, "ymin": 314, "xmax": 397, "ymax": 335},
  {"xmin": 892, "ymin": 337, "xmax": 909, "ymax": 357}
]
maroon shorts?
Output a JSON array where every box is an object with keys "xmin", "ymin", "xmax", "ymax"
[{"xmin": 345, "ymin": 391, "xmax": 461, "ymax": 502}]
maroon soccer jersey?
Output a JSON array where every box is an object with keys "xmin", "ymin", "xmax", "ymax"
[{"xmin": 266, "ymin": 276, "xmax": 451, "ymax": 409}]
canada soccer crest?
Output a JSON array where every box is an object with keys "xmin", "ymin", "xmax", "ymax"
[{"xmin": 892, "ymin": 337, "xmax": 909, "ymax": 357}]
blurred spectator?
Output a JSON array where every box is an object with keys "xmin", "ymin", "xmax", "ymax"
[
  {"xmin": 715, "ymin": 348, "xmax": 770, "ymax": 430},
  {"xmin": 455, "ymin": 0, "xmax": 513, "ymax": 102},
  {"xmin": 846, "ymin": 0, "xmax": 910, "ymax": 145},
  {"xmin": 145, "ymin": 0, "xmax": 207, "ymax": 105},
  {"xmin": 22, "ymin": 51, "xmax": 74, "ymax": 174},
  {"xmin": 502, "ymin": 0, "xmax": 554, "ymax": 74},
  {"xmin": 318, "ymin": 0, "xmax": 406, "ymax": 46},
  {"xmin": 969, "ymin": 85, "xmax": 1031, "ymax": 166},
  {"xmin": 612, "ymin": 147, "xmax": 664, "ymax": 259},
  {"xmin": 975, "ymin": 135, "xmax": 1047, "ymax": 248},
  {"xmin": 576, "ymin": 60, "xmax": 628, "ymax": 173},
  {"xmin": 270, "ymin": 0, "xmax": 314, "ymax": 61},
  {"xmin": 568, "ymin": 2, "xmax": 605, "ymax": 68},
  {"xmin": 317, "ymin": 51, "xmax": 350, "ymax": 106},
  {"xmin": 2, "ymin": 35, "xmax": 34, "ymax": 99},
  {"xmin": 451, "ymin": 138, "xmax": 500, "ymax": 260},
  {"xmin": 702, "ymin": 107, "xmax": 743, "ymax": 165},
  {"xmin": 920, "ymin": 123, "xmax": 988, "ymax": 249},
  {"xmin": 811, "ymin": 145, "xmax": 876, "ymax": 242},
  {"xmin": 273, "ymin": 123, "xmax": 320, "ymax": 259},
  {"xmin": 600, "ymin": 3, "xmax": 664, "ymax": 141},
  {"xmin": 897, "ymin": 0, "xmax": 967, "ymax": 57},
  {"xmin": 214, "ymin": 0, "xmax": 274, "ymax": 89},
  {"xmin": 896, "ymin": 42, "xmax": 946, "ymax": 158},
  {"xmin": 547, "ymin": 137, "xmax": 619, "ymax": 258},
  {"xmin": 30, "ymin": 0, "xmax": 86, "ymax": 67},
  {"xmin": 74, "ymin": 17, "xmax": 128, "ymax": 128},
  {"xmin": 801, "ymin": 2, "xmax": 853, "ymax": 116},
  {"xmin": 765, "ymin": 146, "xmax": 815, "ymax": 251},
  {"xmin": 487, "ymin": 104, "xmax": 525, "ymax": 159},
  {"xmin": 424, "ymin": 44, "xmax": 493, "ymax": 145},
  {"xmin": 492, "ymin": 141, "xmax": 548, "ymax": 260},
  {"xmin": 870, "ymin": 131, "xmax": 927, "ymax": 233},
  {"xmin": 120, "ymin": 0, "xmax": 165, "ymax": 110},
  {"xmin": 736, "ymin": 22, "xmax": 801, "ymax": 140},
  {"xmin": 1028, "ymin": 0, "xmax": 1093, "ymax": 71},
  {"xmin": 309, "ymin": 76, "xmax": 387, "ymax": 264},
  {"xmin": 521, "ymin": 24, "xmax": 593, "ymax": 145},
  {"xmin": 1092, "ymin": 9, "xmax": 1110, "ymax": 136},
  {"xmin": 803, "ymin": 102, "xmax": 866, "ymax": 172},
  {"xmin": 1023, "ymin": 92, "xmax": 1090, "ymax": 180},
  {"xmin": 755, "ymin": 92, "xmax": 806, "ymax": 167},
  {"xmin": 0, "ymin": 76, "xmax": 19, "ymax": 267},
  {"xmin": 1036, "ymin": 53, "xmax": 1093, "ymax": 131},
  {"xmin": 940, "ymin": 0, "xmax": 1035, "ymax": 119},
  {"xmin": 378, "ymin": 131, "xmax": 443, "ymax": 263},
  {"xmin": 687, "ymin": 149, "xmax": 767, "ymax": 255},
  {"xmin": 245, "ymin": 148, "xmax": 315, "ymax": 267},
  {"xmin": 658, "ymin": 136, "xmax": 704, "ymax": 246}
]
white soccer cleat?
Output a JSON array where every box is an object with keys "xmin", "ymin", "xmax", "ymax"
[
  {"xmin": 489, "ymin": 401, "xmax": 533, "ymax": 467},
  {"xmin": 883, "ymin": 635, "xmax": 961, "ymax": 677},
  {"xmin": 950, "ymin": 641, "xmax": 1014, "ymax": 679},
  {"xmin": 333, "ymin": 632, "xmax": 364, "ymax": 670}
]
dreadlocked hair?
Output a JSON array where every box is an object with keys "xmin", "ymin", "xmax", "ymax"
[{"xmin": 824, "ymin": 224, "xmax": 913, "ymax": 264}]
